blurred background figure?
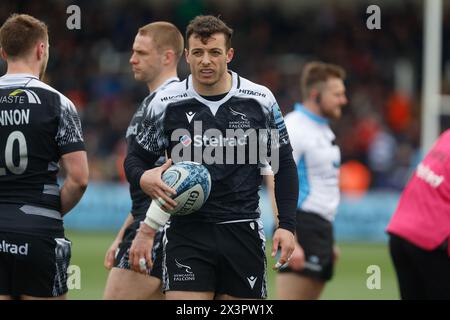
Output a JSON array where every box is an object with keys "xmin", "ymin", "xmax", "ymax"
[
  {"xmin": 275, "ymin": 62, "xmax": 347, "ymax": 300},
  {"xmin": 387, "ymin": 129, "xmax": 450, "ymax": 300}
]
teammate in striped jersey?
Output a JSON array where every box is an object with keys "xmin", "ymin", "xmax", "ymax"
[
  {"xmin": 0, "ymin": 14, "xmax": 88, "ymax": 300},
  {"xmin": 103, "ymin": 22, "xmax": 183, "ymax": 300}
]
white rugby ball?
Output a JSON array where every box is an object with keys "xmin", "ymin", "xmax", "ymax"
[{"xmin": 157, "ymin": 161, "xmax": 211, "ymax": 216}]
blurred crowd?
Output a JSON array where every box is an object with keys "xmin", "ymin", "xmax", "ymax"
[{"xmin": 1, "ymin": 0, "xmax": 449, "ymax": 192}]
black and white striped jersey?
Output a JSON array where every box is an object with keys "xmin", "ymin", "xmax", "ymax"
[
  {"xmin": 125, "ymin": 77, "xmax": 178, "ymax": 219},
  {"xmin": 133, "ymin": 71, "xmax": 291, "ymax": 223},
  {"xmin": 0, "ymin": 73, "xmax": 85, "ymax": 237}
]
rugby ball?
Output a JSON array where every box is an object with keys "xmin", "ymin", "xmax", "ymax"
[{"xmin": 157, "ymin": 161, "xmax": 211, "ymax": 216}]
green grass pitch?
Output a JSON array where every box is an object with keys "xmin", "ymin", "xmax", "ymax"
[{"xmin": 66, "ymin": 230, "xmax": 399, "ymax": 300}]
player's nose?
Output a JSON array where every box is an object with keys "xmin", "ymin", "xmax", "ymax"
[
  {"xmin": 129, "ymin": 54, "xmax": 138, "ymax": 65},
  {"xmin": 200, "ymin": 54, "xmax": 211, "ymax": 65}
]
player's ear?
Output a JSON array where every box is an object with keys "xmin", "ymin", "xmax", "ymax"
[
  {"xmin": 0, "ymin": 48, "xmax": 7, "ymax": 61},
  {"xmin": 184, "ymin": 48, "xmax": 190, "ymax": 64},
  {"xmin": 163, "ymin": 49, "xmax": 175, "ymax": 65},
  {"xmin": 36, "ymin": 41, "xmax": 45, "ymax": 61},
  {"xmin": 309, "ymin": 88, "xmax": 320, "ymax": 104},
  {"xmin": 226, "ymin": 47, "xmax": 234, "ymax": 64}
]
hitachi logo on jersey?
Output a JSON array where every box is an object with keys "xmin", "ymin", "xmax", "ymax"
[
  {"xmin": 193, "ymin": 135, "xmax": 248, "ymax": 147},
  {"xmin": 0, "ymin": 240, "xmax": 29, "ymax": 255},
  {"xmin": 160, "ymin": 93, "xmax": 188, "ymax": 102},
  {"xmin": 238, "ymin": 89, "xmax": 266, "ymax": 98},
  {"xmin": 0, "ymin": 109, "xmax": 30, "ymax": 126}
]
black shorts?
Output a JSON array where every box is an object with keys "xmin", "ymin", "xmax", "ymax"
[
  {"xmin": 114, "ymin": 219, "xmax": 163, "ymax": 279},
  {"xmin": 158, "ymin": 218, "xmax": 267, "ymax": 299},
  {"xmin": 0, "ymin": 232, "xmax": 71, "ymax": 297},
  {"xmin": 279, "ymin": 210, "xmax": 334, "ymax": 281},
  {"xmin": 389, "ymin": 233, "xmax": 450, "ymax": 300}
]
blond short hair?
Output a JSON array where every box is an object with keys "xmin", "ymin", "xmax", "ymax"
[
  {"xmin": 138, "ymin": 21, "xmax": 184, "ymax": 62},
  {"xmin": 0, "ymin": 14, "xmax": 48, "ymax": 59}
]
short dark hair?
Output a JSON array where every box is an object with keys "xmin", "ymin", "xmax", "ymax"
[
  {"xmin": 300, "ymin": 61, "xmax": 346, "ymax": 101},
  {"xmin": 138, "ymin": 21, "xmax": 184, "ymax": 62},
  {"xmin": 186, "ymin": 15, "xmax": 233, "ymax": 49},
  {"xmin": 0, "ymin": 14, "xmax": 48, "ymax": 59}
]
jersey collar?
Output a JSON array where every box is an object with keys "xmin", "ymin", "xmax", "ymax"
[
  {"xmin": 151, "ymin": 76, "xmax": 179, "ymax": 94},
  {"xmin": 186, "ymin": 71, "xmax": 239, "ymax": 116},
  {"xmin": 294, "ymin": 103, "xmax": 329, "ymax": 125},
  {"xmin": 0, "ymin": 73, "xmax": 39, "ymax": 80}
]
